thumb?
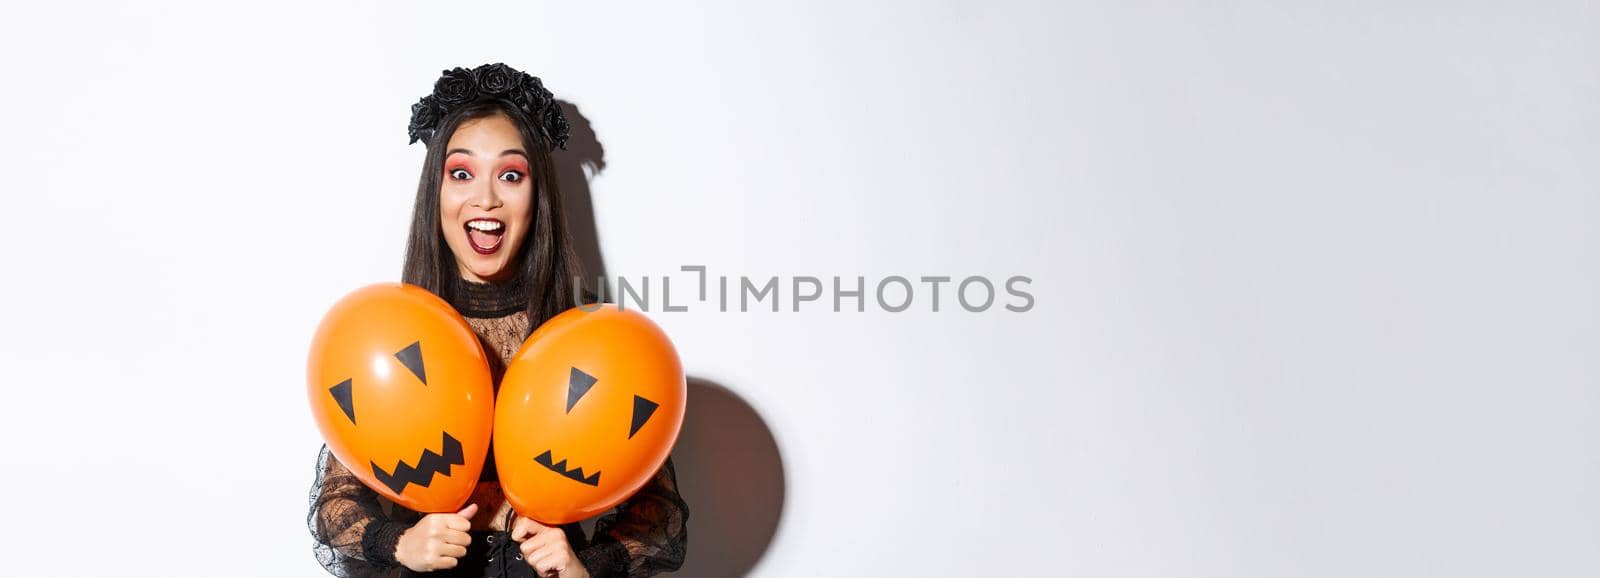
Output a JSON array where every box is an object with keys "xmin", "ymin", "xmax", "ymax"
[
  {"xmin": 456, "ymin": 503, "xmax": 479, "ymax": 519},
  {"xmin": 511, "ymin": 513, "xmax": 547, "ymax": 541}
]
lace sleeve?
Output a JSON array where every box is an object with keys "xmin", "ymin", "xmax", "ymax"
[
  {"xmin": 577, "ymin": 457, "xmax": 690, "ymax": 578},
  {"xmin": 308, "ymin": 445, "xmax": 417, "ymax": 578}
]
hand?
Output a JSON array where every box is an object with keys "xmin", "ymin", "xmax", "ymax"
[
  {"xmin": 511, "ymin": 514, "xmax": 590, "ymax": 578},
  {"xmin": 395, "ymin": 503, "xmax": 477, "ymax": 572}
]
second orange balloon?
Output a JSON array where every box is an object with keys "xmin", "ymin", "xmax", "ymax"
[{"xmin": 494, "ymin": 304, "xmax": 687, "ymax": 524}]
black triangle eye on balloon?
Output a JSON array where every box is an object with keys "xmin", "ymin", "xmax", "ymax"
[
  {"xmin": 630, "ymin": 395, "xmax": 658, "ymax": 439},
  {"xmin": 330, "ymin": 379, "xmax": 356, "ymax": 425},
  {"xmin": 565, "ymin": 366, "xmax": 660, "ymax": 439},
  {"xmin": 328, "ymin": 341, "xmax": 430, "ymax": 426},
  {"xmin": 395, "ymin": 341, "xmax": 427, "ymax": 385},
  {"xmin": 566, "ymin": 367, "xmax": 597, "ymax": 413}
]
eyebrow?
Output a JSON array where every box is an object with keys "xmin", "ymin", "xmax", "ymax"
[{"xmin": 446, "ymin": 148, "xmax": 528, "ymax": 158}]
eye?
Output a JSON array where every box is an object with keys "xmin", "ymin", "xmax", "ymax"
[
  {"xmin": 328, "ymin": 379, "xmax": 356, "ymax": 425},
  {"xmin": 449, "ymin": 168, "xmax": 472, "ymax": 181},
  {"xmin": 395, "ymin": 341, "xmax": 427, "ymax": 385},
  {"xmin": 499, "ymin": 170, "xmax": 524, "ymax": 183},
  {"xmin": 630, "ymin": 395, "xmax": 659, "ymax": 439},
  {"xmin": 566, "ymin": 367, "xmax": 597, "ymax": 413}
]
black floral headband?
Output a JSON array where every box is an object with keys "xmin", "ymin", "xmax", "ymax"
[{"xmin": 407, "ymin": 63, "xmax": 570, "ymax": 150}]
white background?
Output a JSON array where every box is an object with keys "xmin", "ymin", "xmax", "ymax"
[{"xmin": 1, "ymin": 1, "xmax": 1596, "ymax": 576}]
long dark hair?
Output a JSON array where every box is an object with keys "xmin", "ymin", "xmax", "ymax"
[{"xmin": 401, "ymin": 99, "xmax": 584, "ymax": 331}]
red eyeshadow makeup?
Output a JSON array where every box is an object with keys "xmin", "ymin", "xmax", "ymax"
[{"xmin": 500, "ymin": 158, "xmax": 529, "ymax": 175}]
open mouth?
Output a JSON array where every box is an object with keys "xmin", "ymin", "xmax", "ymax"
[
  {"xmin": 533, "ymin": 449, "xmax": 602, "ymax": 486},
  {"xmin": 371, "ymin": 431, "xmax": 465, "ymax": 494},
  {"xmin": 464, "ymin": 218, "xmax": 505, "ymax": 255}
]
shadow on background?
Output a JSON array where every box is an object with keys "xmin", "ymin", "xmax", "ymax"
[
  {"xmin": 554, "ymin": 100, "xmax": 609, "ymax": 282},
  {"xmin": 553, "ymin": 102, "xmax": 785, "ymax": 576},
  {"xmin": 674, "ymin": 378, "xmax": 786, "ymax": 577}
]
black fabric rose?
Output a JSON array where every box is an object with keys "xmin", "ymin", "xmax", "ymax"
[
  {"xmin": 474, "ymin": 63, "xmax": 521, "ymax": 95},
  {"xmin": 433, "ymin": 67, "xmax": 478, "ymax": 105},
  {"xmin": 407, "ymin": 63, "xmax": 570, "ymax": 151},
  {"xmin": 543, "ymin": 105, "xmax": 570, "ymax": 150},
  {"xmin": 407, "ymin": 97, "xmax": 441, "ymax": 145},
  {"xmin": 510, "ymin": 88, "xmax": 542, "ymax": 114}
]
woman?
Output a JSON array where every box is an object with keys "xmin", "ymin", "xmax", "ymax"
[{"xmin": 308, "ymin": 63, "xmax": 688, "ymax": 578}]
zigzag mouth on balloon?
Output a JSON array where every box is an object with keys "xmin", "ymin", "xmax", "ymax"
[
  {"xmin": 371, "ymin": 431, "xmax": 465, "ymax": 494},
  {"xmin": 533, "ymin": 449, "xmax": 602, "ymax": 487}
]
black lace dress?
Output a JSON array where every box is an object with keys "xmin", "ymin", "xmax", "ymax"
[{"xmin": 307, "ymin": 276, "xmax": 689, "ymax": 577}]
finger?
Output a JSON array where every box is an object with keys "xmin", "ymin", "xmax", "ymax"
[
  {"xmin": 523, "ymin": 540, "xmax": 570, "ymax": 564},
  {"xmin": 521, "ymin": 540, "xmax": 551, "ymax": 564},
  {"xmin": 511, "ymin": 516, "xmax": 536, "ymax": 542},
  {"xmin": 444, "ymin": 513, "xmax": 472, "ymax": 532},
  {"xmin": 526, "ymin": 548, "xmax": 556, "ymax": 574},
  {"xmin": 533, "ymin": 552, "xmax": 567, "ymax": 577},
  {"xmin": 439, "ymin": 529, "xmax": 472, "ymax": 547},
  {"xmin": 514, "ymin": 523, "xmax": 547, "ymax": 545},
  {"xmin": 522, "ymin": 529, "xmax": 561, "ymax": 551},
  {"xmin": 434, "ymin": 554, "xmax": 460, "ymax": 570},
  {"xmin": 457, "ymin": 503, "xmax": 479, "ymax": 519},
  {"xmin": 533, "ymin": 522, "xmax": 566, "ymax": 539},
  {"xmin": 440, "ymin": 543, "xmax": 467, "ymax": 559}
]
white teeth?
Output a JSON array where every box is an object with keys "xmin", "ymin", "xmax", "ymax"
[{"xmin": 467, "ymin": 220, "xmax": 503, "ymax": 232}]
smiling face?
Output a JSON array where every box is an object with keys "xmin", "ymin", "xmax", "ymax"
[{"xmin": 438, "ymin": 112, "xmax": 534, "ymax": 283}]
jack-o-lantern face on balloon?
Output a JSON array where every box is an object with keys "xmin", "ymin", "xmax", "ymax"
[
  {"xmin": 495, "ymin": 304, "xmax": 686, "ymax": 524},
  {"xmin": 307, "ymin": 284, "xmax": 495, "ymax": 513}
]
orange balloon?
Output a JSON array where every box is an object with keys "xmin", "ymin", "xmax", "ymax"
[
  {"xmin": 307, "ymin": 283, "xmax": 494, "ymax": 513},
  {"xmin": 494, "ymin": 304, "xmax": 686, "ymax": 524}
]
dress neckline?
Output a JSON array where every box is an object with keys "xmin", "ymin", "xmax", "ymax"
[{"xmin": 448, "ymin": 271, "xmax": 528, "ymax": 319}]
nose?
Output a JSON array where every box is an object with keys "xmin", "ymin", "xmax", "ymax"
[{"xmin": 468, "ymin": 177, "xmax": 504, "ymax": 210}]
